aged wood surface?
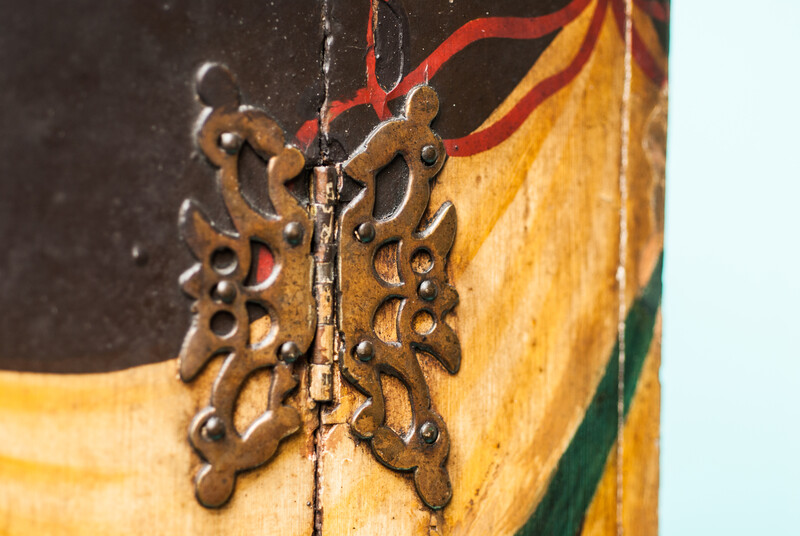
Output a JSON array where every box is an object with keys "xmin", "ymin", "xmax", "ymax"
[
  {"xmin": 0, "ymin": 0, "xmax": 667, "ymax": 534},
  {"xmin": 582, "ymin": 317, "xmax": 661, "ymax": 536},
  {"xmin": 0, "ymin": 360, "xmax": 317, "ymax": 535},
  {"xmin": 317, "ymin": 0, "xmax": 667, "ymax": 534}
]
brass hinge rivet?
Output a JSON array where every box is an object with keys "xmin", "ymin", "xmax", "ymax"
[
  {"xmin": 278, "ymin": 341, "xmax": 301, "ymax": 363},
  {"xmin": 419, "ymin": 421, "xmax": 439, "ymax": 444},
  {"xmin": 421, "ymin": 144, "xmax": 438, "ymax": 166},
  {"xmin": 212, "ymin": 280, "xmax": 237, "ymax": 304},
  {"xmin": 417, "ymin": 280, "xmax": 438, "ymax": 301},
  {"xmin": 283, "ymin": 221, "xmax": 305, "ymax": 246},
  {"xmin": 355, "ymin": 340, "xmax": 375, "ymax": 362},
  {"xmin": 355, "ymin": 222, "xmax": 376, "ymax": 243},
  {"xmin": 201, "ymin": 416, "xmax": 226, "ymax": 442},
  {"xmin": 219, "ymin": 132, "xmax": 243, "ymax": 154}
]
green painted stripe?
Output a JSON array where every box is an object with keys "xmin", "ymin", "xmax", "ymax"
[{"xmin": 516, "ymin": 253, "xmax": 663, "ymax": 536}]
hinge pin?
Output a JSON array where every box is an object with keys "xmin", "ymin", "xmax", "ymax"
[{"xmin": 309, "ymin": 166, "xmax": 337, "ymax": 403}]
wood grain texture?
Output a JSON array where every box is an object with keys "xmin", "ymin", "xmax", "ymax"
[
  {"xmin": 319, "ymin": 3, "xmax": 624, "ymax": 534},
  {"xmin": 581, "ymin": 315, "xmax": 661, "ymax": 536},
  {"xmin": 0, "ymin": 1, "xmax": 667, "ymax": 533},
  {"xmin": 317, "ymin": 0, "xmax": 666, "ymax": 533},
  {"xmin": 577, "ymin": 3, "xmax": 667, "ymax": 532},
  {"xmin": 0, "ymin": 359, "xmax": 316, "ymax": 535}
]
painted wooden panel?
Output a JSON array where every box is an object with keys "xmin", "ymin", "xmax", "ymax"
[
  {"xmin": 0, "ymin": 0, "xmax": 668, "ymax": 534},
  {"xmin": 315, "ymin": 1, "xmax": 667, "ymax": 533}
]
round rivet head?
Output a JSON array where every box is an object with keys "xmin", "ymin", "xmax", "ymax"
[
  {"xmin": 202, "ymin": 416, "xmax": 226, "ymax": 441},
  {"xmin": 355, "ymin": 340, "xmax": 374, "ymax": 362},
  {"xmin": 219, "ymin": 132, "xmax": 243, "ymax": 154},
  {"xmin": 131, "ymin": 243, "xmax": 148, "ymax": 266},
  {"xmin": 418, "ymin": 279, "xmax": 438, "ymax": 301},
  {"xmin": 283, "ymin": 221, "xmax": 304, "ymax": 246},
  {"xmin": 419, "ymin": 421, "xmax": 439, "ymax": 444},
  {"xmin": 214, "ymin": 280, "xmax": 237, "ymax": 304},
  {"xmin": 355, "ymin": 222, "xmax": 376, "ymax": 243},
  {"xmin": 421, "ymin": 144, "xmax": 438, "ymax": 165},
  {"xmin": 279, "ymin": 341, "xmax": 301, "ymax": 363}
]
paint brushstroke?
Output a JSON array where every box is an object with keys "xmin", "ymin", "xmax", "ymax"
[{"xmin": 515, "ymin": 253, "xmax": 662, "ymax": 536}]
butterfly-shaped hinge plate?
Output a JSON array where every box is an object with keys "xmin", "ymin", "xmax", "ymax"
[
  {"xmin": 177, "ymin": 68, "xmax": 460, "ymax": 510},
  {"xmin": 177, "ymin": 63, "xmax": 315, "ymax": 508},
  {"xmin": 337, "ymin": 85, "xmax": 461, "ymax": 510}
]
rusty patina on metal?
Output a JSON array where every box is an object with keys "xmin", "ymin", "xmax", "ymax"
[
  {"xmin": 178, "ymin": 63, "xmax": 315, "ymax": 508},
  {"xmin": 337, "ymin": 86, "xmax": 461, "ymax": 510}
]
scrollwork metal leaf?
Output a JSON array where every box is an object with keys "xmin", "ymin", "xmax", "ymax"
[
  {"xmin": 337, "ymin": 85, "xmax": 461, "ymax": 509},
  {"xmin": 178, "ymin": 63, "xmax": 315, "ymax": 508}
]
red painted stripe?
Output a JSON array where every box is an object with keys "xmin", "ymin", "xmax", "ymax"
[
  {"xmin": 386, "ymin": 0, "xmax": 593, "ymax": 100},
  {"xmin": 444, "ymin": 0, "xmax": 608, "ymax": 157},
  {"xmin": 294, "ymin": 0, "xmax": 594, "ymax": 149},
  {"xmin": 612, "ymin": 0, "xmax": 667, "ymax": 86},
  {"xmin": 295, "ymin": 89, "xmax": 371, "ymax": 148},
  {"xmin": 634, "ymin": 0, "xmax": 670, "ymax": 22},
  {"xmin": 296, "ymin": 0, "xmax": 666, "ymax": 158},
  {"xmin": 365, "ymin": 6, "xmax": 393, "ymax": 121}
]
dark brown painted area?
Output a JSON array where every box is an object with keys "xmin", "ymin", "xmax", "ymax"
[
  {"xmin": 322, "ymin": 0, "xmax": 569, "ymax": 158},
  {"xmin": 0, "ymin": 0, "xmax": 323, "ymax": 372},
  {"xmin": 1, "ymin": 0, "xmax": 568, "ymax": 373}
]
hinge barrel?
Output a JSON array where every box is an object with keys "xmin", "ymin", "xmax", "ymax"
[{"xmin": 309, "ymin": 166, "xmax": 338, "ymax": 402}]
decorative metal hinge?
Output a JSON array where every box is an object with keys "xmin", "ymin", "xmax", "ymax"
[
  {"xmin": 338, "ymin": 85, "xmax": 460, "ymax": 509},
  {"xmin": 178, "ymin": 65, "xmax": 460, "ymax": 509},
  {"xmin": 178, "ymin": 64, "xmax": 315, "ymax": 508}
]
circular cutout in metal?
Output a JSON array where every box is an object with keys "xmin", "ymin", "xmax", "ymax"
[
  {"xmin": 209, "ymin": 311, "xmax": 238, "ymax": 338},
  {"xmin": 210, "ymin": 247, "xmax": 238, "ymax": 275}
]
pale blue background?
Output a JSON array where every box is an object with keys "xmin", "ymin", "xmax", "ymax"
[{"xmin": 662, "ymin": 1, "xmax": 800, "ymax": 533}]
